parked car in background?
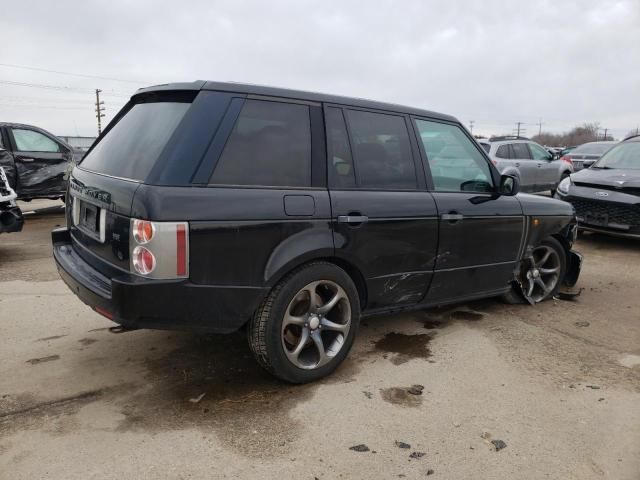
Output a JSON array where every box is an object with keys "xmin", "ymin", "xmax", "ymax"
[
  {"xmin": 560, "ymin": 141, "xmax": 616, "ymax": 172},
  {"xmin": 0, "ymin": 123, "xmax": 81, "ymax": 201},
  {"xmin": 53, "ymin": 81, "xmax": 582, "ymax": 383},
  {"xmin": 556, "ymin": 135, "xmax": 639, "ymax": 238},
  {"xmin": 0, "ymin": 166, "xmax": 24, "ymax": 234},
  {"xmin": 482, "ymin": 136, "xmax": 573, "ymax": 194}
]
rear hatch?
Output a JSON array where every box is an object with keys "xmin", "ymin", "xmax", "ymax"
[{"xmin": 67, "ymin": 91, "xmax": 196, "ymax": 271}]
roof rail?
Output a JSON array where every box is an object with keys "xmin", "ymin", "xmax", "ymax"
[{"xmin": 488, "ymin": 135, "xmax": 530, "ymax": 142}]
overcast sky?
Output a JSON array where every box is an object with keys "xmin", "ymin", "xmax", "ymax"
[{"xmin": 1, "ymin": 0, "xmax": 638, "ymax": 139}]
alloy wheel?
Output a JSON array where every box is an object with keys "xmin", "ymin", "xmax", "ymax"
[
  {"xmin": 281, "ymin": 280, "xmax": 351, "ymax": 369},
  {"xmin": 524, "ymin": 245, "xmax": 561, "ymax": 303}
]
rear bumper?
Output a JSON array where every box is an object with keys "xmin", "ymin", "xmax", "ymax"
[{"xmin": 52, "ymin": 227, "xmax": 267, "ymax": 333}]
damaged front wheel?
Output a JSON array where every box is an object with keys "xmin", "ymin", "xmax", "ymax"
[{"xmin": 503, "ymin": 236, "xmax": 567, "ymax": 304}]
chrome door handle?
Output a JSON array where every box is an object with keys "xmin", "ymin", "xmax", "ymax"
[
  {"xmin": 20, "ymin": 158, "xmax": 35, "ymax": 163},
  {"xmin": 337, "ymin": 215, "xmax": 369, "ymax": 224},
  {"xmin": 441, "ymin": 213, "xmax": 464, "ymax": 223},
  {"xmin": 515, "ymin": 162, "xmax": 521, "ymax": 167}
]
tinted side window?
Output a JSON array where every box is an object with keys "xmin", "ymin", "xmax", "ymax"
[
  {"xmin": 415, "ymin": 119, "xmax": 494, "ymax": 193},
  {"xmin": 211, "ymin": 99, "xmax": 311, "ymax": 187},
  {"xmin": 326, "ymin": 107, "xmax": 356, "ymax": 188},
  {"xmin": 345, "ymin": 110, "xmax": 416, "ymax": 189},
  {"xmin": 496, "ymin": 144, "xmax": 510, "ymax": 159},
  {"xmin": 12, "ymin": 128, "xmax": 60, "ymax": 153},
  {"xmin": 511, "ymin": 142, "xmax": 532, "ymax": 159}
]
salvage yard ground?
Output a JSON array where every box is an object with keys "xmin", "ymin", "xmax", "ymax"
[{"xmin": 1, "ymin": 202, "xmax": 639, "ymax": 479}]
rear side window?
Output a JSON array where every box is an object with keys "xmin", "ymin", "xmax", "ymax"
[
  {"xmin": 326, "ymin": 107, "xmax": 356, "ymax": 188},
  {"xmin": 81, "ymin": 96, "xmax": 192, "ymax": 181},
  {"xmin": 12, "ymin": 128, "xmax": 60, "ymax": 153},
  {"xmin": 211, "ymin": 99, "xmax": 311, "ymax": 187},
  {"xmin": 496, "ymin": 145, "xmax": 511, "ymax": 158},
  {"xmin": 511, "ymin": 142, "xmax": 532, "ymax": 159},
  {"xmin": 345, "ymin": 110, "xmax": 416, "ymax": 189}
]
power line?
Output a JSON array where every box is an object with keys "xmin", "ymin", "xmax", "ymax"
[
  {"xmin": 0, "ymin": 79, "xmax": 132, "ymax": 97},
  {"xmin": 0, "ymin": 62, "xmax": 147, "ymax": 84}
]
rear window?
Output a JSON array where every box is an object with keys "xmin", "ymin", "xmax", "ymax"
[
  {"xmin": 572, "ymin": 143, "xmax": 615, "ymax": 155},
  {"xmin": 210, "ymin": 99, "xmax": 311, "ymax": 187},
  {"xmin": 80, "ymin": 96, "xmax": 192, "ymax": 181}
]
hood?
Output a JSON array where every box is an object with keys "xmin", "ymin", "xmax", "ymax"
[{"xmin": 571, "ymin": 168, "xmax": 640, "ymax": 191}]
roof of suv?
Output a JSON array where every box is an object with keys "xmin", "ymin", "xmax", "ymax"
[{"xmin": 134, "ymin": 80, "xmax": 458, "ymax": 123}]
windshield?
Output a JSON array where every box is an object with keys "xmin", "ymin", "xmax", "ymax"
[
  {"xmin": 572, "ymin": 142, "xmax": 615, "ymax": 155},
  {"xmin": 80, "ymin": 97, "xmax": 192, "ymax": 181},
  {"xmin": 593, "ymin": 142, "xmax": 640, "ymax": 170}
]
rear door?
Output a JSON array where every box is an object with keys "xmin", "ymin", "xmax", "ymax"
[
  {"xmin": 7, "ymin": 126, "xmax": 71, "ymax": 198},
  {"xmin": 413, "ymin": 119, "xmax": 524, "ymax": 303},
  {"xmin": 327, "ymin": 106, "xmax": 438, "ymax": 310}
]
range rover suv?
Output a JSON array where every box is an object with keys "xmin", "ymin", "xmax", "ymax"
[{"xmin": 53, "ymin": 81, "xmax": 582, "ymax": 383}]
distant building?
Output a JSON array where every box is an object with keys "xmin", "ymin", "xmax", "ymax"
[{"xmin": 57, "ymin": 135, "xmax": 96, "ymax": 152}]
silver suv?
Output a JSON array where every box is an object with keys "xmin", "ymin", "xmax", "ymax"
[{"xmin": 478, "ymin": 137, "xmax": 573, "ymax": 193}]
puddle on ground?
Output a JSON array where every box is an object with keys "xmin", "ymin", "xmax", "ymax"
[
  {"xmin": 379, "ymin": 387, "xmax": 423, "ymax": 407},
  {"xmin": 25, "ymin": 355, "xmax": 60, "ymax": 365},
  {"xmin": 374, "ymin": 332, "xmax": 433, "ymax": 365},
  {"xmin": 35, "ymin": 335, "xmax": 67, "ymax": 342}
]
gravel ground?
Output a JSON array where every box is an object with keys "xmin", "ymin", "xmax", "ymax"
[{"xmin": 1, "ymin": 202, "xmax": 639, "ymax": 479}]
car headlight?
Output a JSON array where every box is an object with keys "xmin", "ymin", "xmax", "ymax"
[{"xmin": 557, "ymin": 176, "xmax": 571, "ymax": 195}]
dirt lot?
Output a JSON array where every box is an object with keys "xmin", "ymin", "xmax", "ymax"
[{"xmin": 1, "ymin": 202, "xmax": 639, "ymax": 479}]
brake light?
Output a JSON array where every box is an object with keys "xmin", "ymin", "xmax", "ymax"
[
  {"xmin": 560, "ymin": 156, "xmax": 572, "ymax": 165},
  {"xmin": 176, "ymin": 224, "xmax": 187, "ymax": 277},
  {"xmin": 492, "ymin": 159, "xmax": 498, "ymax": 166},
  {"xmin": 133, "ymin": 219, "xmax": 155, "ymax": 244},
  {"xmin": 129, "ymin": 218, "xmax": 189, "ymax": 279},
  {"xmin": 132, "ymin": 246, "xmax": 156, "ymax": 275}
]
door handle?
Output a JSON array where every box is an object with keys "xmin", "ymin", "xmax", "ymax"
[
  {"xmin": 19, "ymin": 158, "xmax": 35, "ymax": 163},
  {"xmin": 337, "ymin": 215, "xmax": 369, "ymax": 224},
  {"xmin": 441, "ymin": 212, "xmax": 464, "ymax": 223},
  {"xmin": 514, "ymin": 162, "xmax": 521, "ymax": 167}
]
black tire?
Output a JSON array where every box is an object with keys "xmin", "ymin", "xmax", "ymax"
[
  {"xmin": 551, "ymin": 173, "xmax": 570, "ymax": 196},
  {"xmin": 502, "ymin": 236, "xmax": 567, "ymax": 304},
  {"xmin": 247, "ymin": 262, "xmax": 361, "ymax": 384}
]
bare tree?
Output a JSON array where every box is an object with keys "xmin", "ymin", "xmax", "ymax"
[{"xmin": 532, "ymin": 123, "xmax": 603, "ymax": 147}]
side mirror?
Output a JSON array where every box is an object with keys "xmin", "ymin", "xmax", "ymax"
[{"xmin": 500, "ymin": 174, "xmax": 519, "ymax": 196}]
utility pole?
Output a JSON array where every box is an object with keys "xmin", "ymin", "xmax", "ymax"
[
  {"xmin": 603, "ymin": 128, "xmax": 608, "ymax": 140},
  {"xmin": 469, "ymin": 120, "xmax": 475, "ymax": 134},
  {"xmin": 537, "ymin": 118, "xmax": 543, "ymax": 136},
  {"xmin": 514, "ymin": 122, "xmax": 525, "ymax": 137},
  {"xmin": 95, "ymin": 89, "xmax": 105, "ymax": 135}
]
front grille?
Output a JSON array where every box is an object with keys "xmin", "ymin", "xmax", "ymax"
[{"xmin": 569, "ymin": 198, "xmax": 640, "ymax": 226}]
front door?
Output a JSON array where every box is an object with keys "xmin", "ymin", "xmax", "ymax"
[
  {"xmin": 528, "ymin": 142, "xmax": 557, "ymax": 189},
  {"xmin": 510, "ymin": 142, "xmax": 538, "ymax": 191},
  {"xmin": 412, "ymin": 118, "xmax": 524, "ymax": 304},
  {"xmin": 8, "ymin": 126, "xmax": 71, "ymax": 198},
  {"xmin": 326, "ymin": 106, "xmax": 438, "ymax": 311}
]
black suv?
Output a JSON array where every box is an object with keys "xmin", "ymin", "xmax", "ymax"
[{"xmin": 52, "ymin": 81, "xmax": 581, "ymax": 383}]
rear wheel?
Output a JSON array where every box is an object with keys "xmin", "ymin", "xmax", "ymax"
[
  {"xmin": 248, "ymin": 262, "xmax": 360, "ymax": 383},
  {"xmin": 503, "ymin": 236, "xmax": 566, "ymax": 304}
]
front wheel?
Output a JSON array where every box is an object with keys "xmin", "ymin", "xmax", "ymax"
[
  {"xmin": 503, "ymin": 236, "xmax": 567, "ymax": 304},
  {"xmin": 248, "ymin": 262, "xmax": 360, "ymax": 383}
]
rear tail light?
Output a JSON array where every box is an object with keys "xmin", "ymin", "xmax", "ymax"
[
  {"xmin": 491, "ymin": 159, "xmax": 498, "ymax": 166},
  {"xmin": 133, "ymin": 219, "xmax": 155, "ymax": 244},
  {"xmin": 560, "ymin": 156, "xmax": 572, "ymax": 165},
  {"xmin": 129, "ymin": 218, "xmax": 189, "ymax": 279},
  {"xmin": 132, "ymin": 246, "xmax": 156, "ymax": 275}
]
